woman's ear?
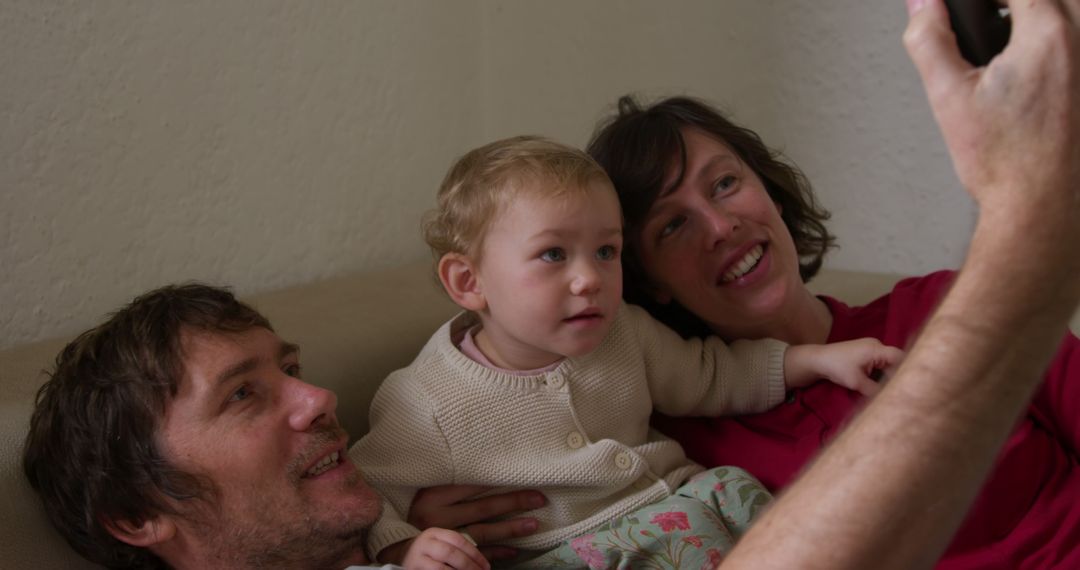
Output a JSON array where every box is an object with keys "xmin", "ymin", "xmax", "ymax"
[
  {"xmin": 103, "ymin": 515, "xmax": 176, "ymax": 548},
  {"xmin": 438, "ymin": 253, "xmax": 487, "ymax": 312}
]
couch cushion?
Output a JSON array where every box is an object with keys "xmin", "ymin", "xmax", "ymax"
[{"xmin": 2, "ymin": 263, "xmax": 1075, "ymax": 569}]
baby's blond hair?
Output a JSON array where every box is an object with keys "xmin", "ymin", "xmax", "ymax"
[{"xmin": 423, "ymin": 135, "xmax": 612, "ymax": 261}]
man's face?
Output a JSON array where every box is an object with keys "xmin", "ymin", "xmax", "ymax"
[{"xmin": 158, "ymin": 326, "xmax": 380, "ymax": 568}]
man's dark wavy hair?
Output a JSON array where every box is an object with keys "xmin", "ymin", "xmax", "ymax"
[
  {"xmin": 22, "ymin": 283, "xmax": 271, "ymax": 569},
  {"xmin": 587, "ymin": 95, "xmax": 836, "ymax": 338}
]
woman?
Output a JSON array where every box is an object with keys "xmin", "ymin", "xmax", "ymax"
[{"xmin": 584, "ymin": 95, "xmax": 1080, "ymax": 568}]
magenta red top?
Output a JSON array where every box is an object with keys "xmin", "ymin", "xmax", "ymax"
[{"xmin": 654, "ymin": 271, "xmax": 1080, "ymax": 568}]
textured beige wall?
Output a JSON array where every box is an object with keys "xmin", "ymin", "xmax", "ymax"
[
  {"xmin": 2, "ymin": 1, "xmax": 487, "ymax": 348},
  {"xmin": 1, "ymin": 1, "xmax": 970, "ymax": 348},
  {"xmin": 480, "ymin": 1, "xmax": 973, "ymax": 275}
]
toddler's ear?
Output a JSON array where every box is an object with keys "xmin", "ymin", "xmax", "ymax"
[{"xmin": 438, "ymin": 253, "xmax": 487, "ymax": 311}]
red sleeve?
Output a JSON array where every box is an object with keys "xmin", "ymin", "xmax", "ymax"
[
  {"xmin": 883, "ymin": 271, "xmax": 1080, "ymax": 460},
  {"xmin": 1029, "ymin": 331, "xmax": 1080, "ymax": 460}
]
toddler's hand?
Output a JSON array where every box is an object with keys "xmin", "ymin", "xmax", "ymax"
[
  {"xmin": 785, "ymin": 338, "xmax": 905, "ymax": 396},
  {"xmin": 389, "ymin": 528, "xmax": 491, "ymax": 570}
]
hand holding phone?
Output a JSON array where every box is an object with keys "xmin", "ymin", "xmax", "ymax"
[{"xmin": 944, "ymin": 0, "xmax": 1011, "ymax": 65}]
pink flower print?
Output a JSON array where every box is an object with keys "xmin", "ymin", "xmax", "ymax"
[
  {"xmin": 700, "ymin": 547, "xmax": 725, "ymax": 570},
  {"xmin": 571, "ymin": 534, "xmax": 606, "ymax": 569},
  {"xmin": 683, "ymin": 535, "xmax": 704, "ymax": 548},
  {"xmin": 650, "ymin": 511, "xmax": 690, "ymax": 533},
  {"xmin": 714, "ymin": 481, "xmax": 726, "ymax": 492}
]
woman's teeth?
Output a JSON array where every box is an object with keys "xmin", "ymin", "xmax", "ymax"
[
  {"xmin": 722, "ymin": 245, "xmax": 764, "ymax": 283},
  {"xmin": 306, "ymin": 451, "xmax": 340, "ymax": 477}
]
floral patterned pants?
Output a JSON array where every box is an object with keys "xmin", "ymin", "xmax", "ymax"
[{"xmin": 515, "ymin": 466, "xmax": 772, "ymax": 569}]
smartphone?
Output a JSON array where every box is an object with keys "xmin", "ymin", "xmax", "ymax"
[{"xmin": 944, "ymin": 0, "xmax": 1011, "ymax": 66}]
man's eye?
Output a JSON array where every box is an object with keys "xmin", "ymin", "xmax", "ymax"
[
  {"xmin": 540, "ymin": 248, "xmax": 566, "ymax": 262},
  {"xmin": 285, "ymin": 363, "xmax": 302, "ymax": 378},
  {"xmin": 229, "ymin": 385, "xmax": 252, "ymax": 402},
  {"xmin": 596, "ymin": 245, "xmax": 618, "ymax": 261}
]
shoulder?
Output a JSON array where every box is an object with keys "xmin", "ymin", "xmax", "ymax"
[
  {"xmin": 825, "ymin": 270, "xmax": 957, "ymax": 345},
  {"xmin": 892, "ymin": 269, "xmax": 956, "ymax": 298},
  {"xmin": 383, "ymin": 312, "xmax": 471, "ymax": 385}
]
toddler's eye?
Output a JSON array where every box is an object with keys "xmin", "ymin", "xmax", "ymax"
[
  {"xmin": 540, "ymin": 248, "xmax": 566, "ymax": 262},
  {"xmin": 596, "ymin": 245, "xmax": 618, "ymax": 261}
]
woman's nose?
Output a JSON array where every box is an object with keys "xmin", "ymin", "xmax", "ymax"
[
  {"xmin": 286, "ymin": 378, "xmax": 339, "ymax": 432},
  {"xmin": 702, "ymin": 205, "xmax": 738, "ymax": 250}
]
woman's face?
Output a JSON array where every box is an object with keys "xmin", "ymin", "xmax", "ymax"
[{"xmin": 635, "ymin": 127, "xmax": 807, "ymax": 340}]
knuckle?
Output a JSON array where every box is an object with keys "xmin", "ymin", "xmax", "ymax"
[{"xmin": 901, "ymin": 20, "xmax": 930, "ymax": 53}]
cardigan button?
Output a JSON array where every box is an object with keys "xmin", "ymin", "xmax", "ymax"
[
  {"xmin": 566, "ymin": 431, "xmax": 585, "ymax": 449},
  {"xmin": 548, "ymin": 373, "xmax": 566, "ymax": 389},
  {"xmin": 614, "ymin": 452, "xmax": 633, "ymax": 470}
]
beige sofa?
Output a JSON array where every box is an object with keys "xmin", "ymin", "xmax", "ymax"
[{"xmin": 3, "ymin": 260, "xmax": 1077, "ymax": 569}]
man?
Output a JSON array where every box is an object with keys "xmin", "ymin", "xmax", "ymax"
[
  {"xmin": 22, "ymin": 284, "xmax": 387, "ymax": 569},
  {"xmin": 24, "ymin": 284, "xmax": 487, "ymax": 570},
  {"xmin": 22, "ymin": 0, "xmax": 1080, "ymax": 569}
]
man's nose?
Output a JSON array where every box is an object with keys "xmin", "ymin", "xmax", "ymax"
[{"xmin": 286, "ymin": 378, "xmax": 338, "ymax": 431}]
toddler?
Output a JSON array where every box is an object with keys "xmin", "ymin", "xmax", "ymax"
[{"xmin": 351, "ymin": 136, "xmax": 902, "ymax": 568}]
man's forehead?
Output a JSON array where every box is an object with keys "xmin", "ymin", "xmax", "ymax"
[{"xmin": 174, "ymin": 326, "xmax": 290, "ymax": 390}]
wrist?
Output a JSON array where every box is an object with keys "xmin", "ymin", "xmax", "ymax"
[{"xmin": 783, "ymin": 344, "xmax": 820, "ymax": 389}]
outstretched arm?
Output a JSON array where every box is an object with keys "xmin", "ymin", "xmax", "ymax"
[{"xmin": 725, "ymin": 0, "xmax": 1080, "ymax": 567}]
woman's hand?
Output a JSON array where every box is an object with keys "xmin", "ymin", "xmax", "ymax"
[{"xmin": 408, "ymin": 484, "xmax": 545, "ymax": 561}]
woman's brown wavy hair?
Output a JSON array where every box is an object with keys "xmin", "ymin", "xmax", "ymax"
[{"xmin": 587, "ymin": 95, "xmax": 835, "ymax": 337}]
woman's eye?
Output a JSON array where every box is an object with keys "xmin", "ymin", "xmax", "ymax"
[
  {"xmin": 229, "ymin": 385, "xmax": 252, "ymax": 403},
  {"xmin": 596, "ymin": 245, "xmax": 618, "ymax": 261},
  {"xmin": 713, "ymin": 175, "xmax": 738, "ymax": 195},
  {"xmin": 659, "ymin": 217, "xmax": 685, "ymax": 239},
  {"xmin": 540, "ymin": 248, "xmax": 566, "ymax": 262}
]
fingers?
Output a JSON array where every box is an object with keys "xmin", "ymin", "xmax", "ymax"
[
  {"xmin": 863, "ymin": 345, "xmax": 906, "ymax": 393},
  {"xmin": 855, "ymin": 375, "xmax": 884, "ymax": 397},
  {"xmin": 879, "ymin": 346, "xmax": 907, "ymax": 369},
  {"xmin": 903, "ymin": 0, "xmax": 971, "ymax": 102},
  {"xmin": 416, "ymin": 484, "xmax": 496, "ymax": 505},
  {"xmin": 453, "ymin": 489, "xmax": 546, "ymax": 523},
  {"xmin": 839, "ymin": 339, "xmax": 904, "ymax": 396},
  {"xmin": 410, "ymin": 486, "xmax": 545, "ymax": 531},
  {"xmin": 462, "ymin": 516, "xmax": 541, "ymax": 543},
  {"xmin": 404, "ymin": 528, "xmax": 491, "ymax": 570},
  {"xmin": 408, "ymin": 484, "xmax": 492, "ymax": 529},
  {"xmin": 476, "ymin": 544, "xmax": 520, "ymax": 562}
]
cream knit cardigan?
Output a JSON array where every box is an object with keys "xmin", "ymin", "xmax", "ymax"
[{"xmin": 349, "ymin": 303, "xmax": 786, "ymax": 558}]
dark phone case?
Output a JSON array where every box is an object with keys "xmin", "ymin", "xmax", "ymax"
[{"xmin": 944, "ymin": 0, "xmax": 1011, "ymax": 65}]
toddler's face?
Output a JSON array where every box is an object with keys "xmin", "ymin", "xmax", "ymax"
[{"xmin": 473, "ymin": 179, "xmax": 624, "ymax": 369}]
